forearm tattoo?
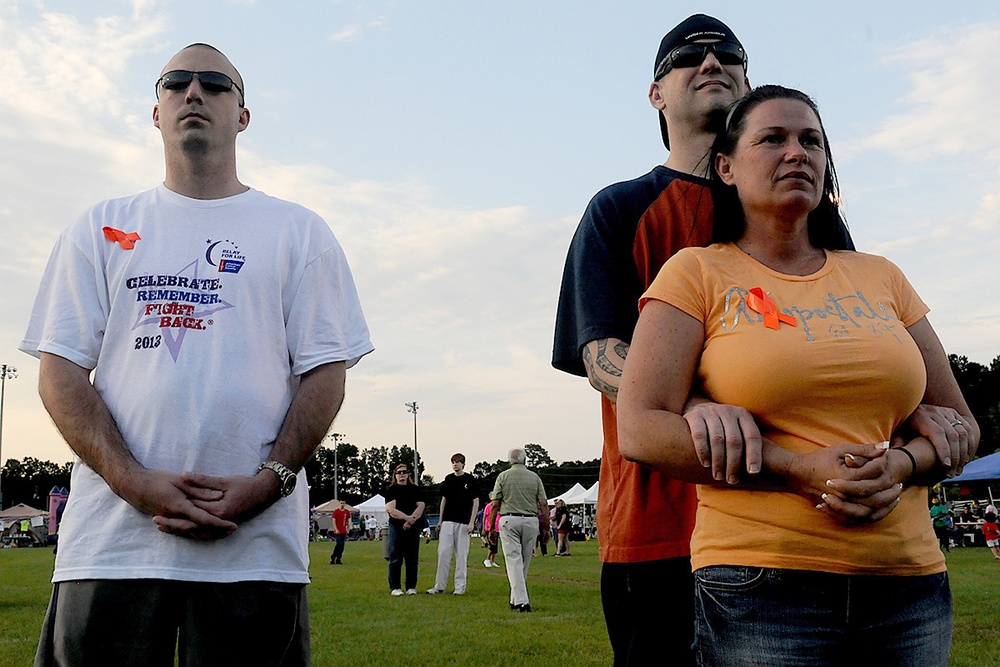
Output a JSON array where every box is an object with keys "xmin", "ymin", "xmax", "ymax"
[{"xmin": 583, "ymin": 339, "xmax": 629, "ymax": 397}]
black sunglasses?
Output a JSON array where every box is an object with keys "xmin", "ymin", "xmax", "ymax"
[
  {"xmin": 655, "ymin": 42, "xmax": 746, "ymax": 80},
  {"xmin": 156, "ymin": 70, "xmax": 245, "ymax": 107},
  {"xmin": 395, "ymin": 469, "xmax": 410, "ymax": 475}
]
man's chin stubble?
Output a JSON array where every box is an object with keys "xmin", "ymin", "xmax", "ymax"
[{"xmin": 179, "ymin": 136, "xmax": 211, "ymax": 156}]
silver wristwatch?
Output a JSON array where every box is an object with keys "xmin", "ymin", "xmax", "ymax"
[{"xmin": 258, "ymin": 460, "xmax": 297, "ymax": 498}]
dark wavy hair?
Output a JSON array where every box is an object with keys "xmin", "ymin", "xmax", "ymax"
[{"xmin": 710, "ymin": 85, "xmax": 853, "ymax": 250}]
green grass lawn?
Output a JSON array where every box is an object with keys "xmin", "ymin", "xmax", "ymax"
[{"xmin": 1, "ymin": 539, "xmax": 997, "ymax": 666}]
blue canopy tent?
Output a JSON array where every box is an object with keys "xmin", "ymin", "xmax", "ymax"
[
  {"xmin": 941, "ymin": 451, "xmax": 1000, "ymax": 507},
  {"xmin": 942, "ymin": 451, "xmax": 1000, "ymax": 484}
]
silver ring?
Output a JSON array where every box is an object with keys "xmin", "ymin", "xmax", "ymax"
[{"xmin": 950, "ymin": 419, "xmax": 963, "ymax": 427}]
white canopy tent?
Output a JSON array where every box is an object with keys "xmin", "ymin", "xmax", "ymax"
[
  {"xmin": 548, "ymin": 481, "xmax": 599, "ymax": 537},
  {"xmin": 548, "ymin": 482, "xmax": 598, "ymax": 507},
  {"xmin": 548, "ymin": 483, "xmax": 587, "ymax": 506},
  {"xmin": 313, "ymin": 494, "xmax": 388, "ymax": 533},
  {"xmin": 354, "ymin": 494, "xmax": 389, "ymax": 529},
  {"xmin": 0, "ymin": 503, "xmax": 47, "ymax": 519},
  {"xmin": 0, "ymin": 503, "xmax": 48, "ymax": 546}
]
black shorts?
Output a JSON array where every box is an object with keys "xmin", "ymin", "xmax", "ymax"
[{"xmin": 34, "ymin": 579, "xmax": 310, "ymax": 667}]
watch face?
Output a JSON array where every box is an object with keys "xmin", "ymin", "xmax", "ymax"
[{"xmin": 261, "ymin": 461, "xmax": 296, "ymax": 497}]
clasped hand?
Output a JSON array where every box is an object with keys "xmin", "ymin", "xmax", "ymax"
[
  {"xmin": 790, "ymin": 443, "xmax": 904, "ymax": 524},
  {"xmin": 684, "ymin": 402, "xmax": 903, "ymax": 525},
  {"xmin": 124, "ymin": 468, "xmax": 277, "ymax": 540}
]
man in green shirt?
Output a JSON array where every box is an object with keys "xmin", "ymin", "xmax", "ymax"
[
  {"xmin": 490, "ymin": 448, "xmax": 550, "ymax": 612},
  {"xmin": 930, "ymin": 497, "xmax": 951, "ymax": 553}
]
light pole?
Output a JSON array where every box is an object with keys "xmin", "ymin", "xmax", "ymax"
[
  {"xmin": 404, "ymin": 401, "xmax": 419, "ymax": 483},
  {"xmin": 0, "ymin": 364, "xmax": 18, "ymax": 510},
  {"xmin": 326, "ymin": 433, "xmax": 342, "ymax": 500}
]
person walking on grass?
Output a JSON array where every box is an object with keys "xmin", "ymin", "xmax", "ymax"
[
  {"xmin": 490, "ymin": 448, "xmax": 550, "ymax": 612},
  {"xmin": 428, "ymin": 453, "xmax": 480, "ymax": 595},
  {"xmin": 330, "ymin": 500, "xmax": 354, "ymax": 565},
  {"xmin": 483, "ymin": 499, "xmax": 501, "ymax": 568}
]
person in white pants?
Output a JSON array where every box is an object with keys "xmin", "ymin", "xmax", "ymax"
[
  {"xmin": 490, "ymin": 448, "xmax": 550, "ymax": 612},
  {"xmin": 427, "ymin": 454, "xmax": 480, "ymax": 595}
]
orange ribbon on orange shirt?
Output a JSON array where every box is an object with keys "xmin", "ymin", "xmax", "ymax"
[
  {"xmin": 102, "ymin": 226, "xmax": 141, "ymax": 250},
  {"xmin": 747, "ymin": 287, "xmax": 797, "ymax": 330}
]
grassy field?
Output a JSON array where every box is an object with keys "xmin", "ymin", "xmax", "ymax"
[{"xmin": 1, "ymin": 539, "xmax": 997, "ymax": 666}]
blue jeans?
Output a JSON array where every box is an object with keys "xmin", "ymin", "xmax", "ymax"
[
  {"xmin": 387, "ymin": 523, "xmax": 420, "ymax": 591},
  {"xmin": 693, "ymin": 566, "xmax": 952, "ymax": 667},
  {"xmin": 330, "ymin": 533, "xmax": 346, "ymax": 562}
]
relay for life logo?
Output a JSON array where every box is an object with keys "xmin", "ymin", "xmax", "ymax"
[{"xmin": 205, "ymin": 238, "xmax": 246, "ymax": 274}]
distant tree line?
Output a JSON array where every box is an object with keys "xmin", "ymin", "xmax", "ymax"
[
  {"xmin": 948, "ymin": 354, "xmax": 999, "ymax": 457},
  {"xmin": 3, "ymin": 352, "xmax": 996, "ymax": 510},
  {"xmin": 0, "ymin": 442, "xmax": 597, "ymax": 512},
  {"xmin": 0, "ymin": 457, "xmax": 72, "ymax": 510}
]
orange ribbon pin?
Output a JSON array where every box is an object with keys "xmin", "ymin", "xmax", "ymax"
[
  {"xmin": 102, "ymin": 226, "xmax": 141, "ymax": 250},
  {"xmin": 747, "ymin": 287, "xmax": 797, "ymax": 330}
]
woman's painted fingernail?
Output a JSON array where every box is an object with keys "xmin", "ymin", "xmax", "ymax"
[
  {"xmin": 825, "ymin": 480, "xmax": 833, "ymax": 487},
  {"xmin": 821, "ymin": 493, "xmax": 830, "ymax": 501},
  {"xmin": 816, "ymin": 503, "xmax": 826, "ymax": 511},
  {"xmin": 877, "ymin": 441, "xmax": 890, "ymax": 450}
]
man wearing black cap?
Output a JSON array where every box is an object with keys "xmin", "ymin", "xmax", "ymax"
[{"xmin": 552, "ymin": 14, "xmax": 751, "ymax": 666}]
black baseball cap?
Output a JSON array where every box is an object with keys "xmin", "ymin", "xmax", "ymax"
[{"xmin": 654, "ymin": 14, "xmax": 745, "ymax": 150}]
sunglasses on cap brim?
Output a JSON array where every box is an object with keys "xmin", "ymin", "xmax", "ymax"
[
  {"xmin": 655, "ymin": 42, "xmax": 746, "ymax": 80},
  {"xmin": 156, "ymin": 70, "xmax": 245, "ymax": 106}
]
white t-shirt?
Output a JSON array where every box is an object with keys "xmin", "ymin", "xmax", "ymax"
[{"xmin": 20, "ymin": 185, "xmax": 374, "ymax": 583}]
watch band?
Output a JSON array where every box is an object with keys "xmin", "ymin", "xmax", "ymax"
[{"xmin": 258, "ymin": 460, "xmax": 296, "ymax": 497}]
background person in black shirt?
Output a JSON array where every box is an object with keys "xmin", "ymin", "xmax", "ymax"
[
  {"xmin": 385, "ymin": 464, "xmax": 425, "ymax": 596},
  {"xmin": 427, "ymin": 453, "xmax": 480, "ymax": 595}
]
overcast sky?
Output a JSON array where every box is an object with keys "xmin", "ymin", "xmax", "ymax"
[{"xmin": 1, "ymin": 0, "xmax": 997, "ymax": 486}]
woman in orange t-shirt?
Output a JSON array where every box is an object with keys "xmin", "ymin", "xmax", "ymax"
[{"xmin": 617, "ymin": 85, "xmax": 979, "ymax": 666}]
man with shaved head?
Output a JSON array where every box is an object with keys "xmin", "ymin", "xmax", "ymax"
[{"xmin": 21, "ymin": 43, "xmax": 373, "ymax": 665}]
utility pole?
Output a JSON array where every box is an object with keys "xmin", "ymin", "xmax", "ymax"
[
  {"xmin": 327, "ymin": 433, "xmax": 343, "ymax": 500},
  {"xmin": 404, "ymin": 402, "xmax": 419, "ymax": 483},
  {"xmin": 0, "ymin": 364, "xmax": 18, "ymax": 509}
]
